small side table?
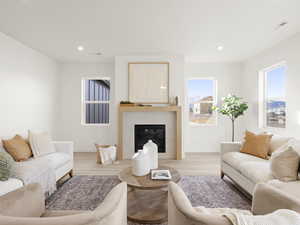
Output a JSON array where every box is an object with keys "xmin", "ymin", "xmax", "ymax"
[{"xmin": 118, "ymin": 166, "xmax": 181, "ymax": 224}]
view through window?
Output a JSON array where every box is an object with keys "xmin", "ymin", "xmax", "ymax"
[
  {"xmin": 264, "ymin": 64, "xmax": 286, "ymax": 128},
  {"xmin": 188, "ymin": 79, "xmax": 217, "ymax": 125},
  {"xmin": 82, "ymin": 78, "xmax": 110, "ymax": 125}
]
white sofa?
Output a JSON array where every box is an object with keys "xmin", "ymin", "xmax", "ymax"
[
  {"xmin": 0, "ymin": 141, "xmax": 74, "ymax": 196},
  {"xmin": 221, "ymin": 136, "xmax": 300, "ymax": 196}
]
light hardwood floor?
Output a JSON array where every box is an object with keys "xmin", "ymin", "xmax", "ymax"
[{"xmin": 74, "ymin": 152, "xmax": 221, "ymax": 176}]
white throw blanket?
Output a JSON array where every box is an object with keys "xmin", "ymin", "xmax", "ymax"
[
  {"xmin": 12, "ymin": 157, "xmax": 56, "ymax": 195},
  {"xmin": 225, "ymin": 209, "xmax": 300, "ymax": 225}
]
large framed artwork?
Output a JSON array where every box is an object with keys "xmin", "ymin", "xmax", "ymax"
[{"xmin": 128, "ymin": 62, "xmax": 169, "ymax": 104}]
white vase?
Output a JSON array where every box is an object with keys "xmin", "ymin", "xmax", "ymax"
[
  {"xmin": 131, "ymin": 149, "xmax": 150, "ymax": 176},
  {"xmin": 143, "ymin": 140, "xmax": 158, "ymax": 169}
]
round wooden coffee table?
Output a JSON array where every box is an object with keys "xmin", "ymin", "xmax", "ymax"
[{"xmin": 119, "ymin": 166, "xmax": 181, "ymax": 224}]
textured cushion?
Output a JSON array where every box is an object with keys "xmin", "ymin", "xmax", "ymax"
[
  {"xmin": 223, "ymin": 151, "xmax": 273, "ymax": 183},
  {"xmin": 29, "ymin": 131, "xmax": 55, "ymax": 158},
  {"xmin": 222, "ymin": 152, "xmax": 266, "ymax": 171},
  {"xmin": 240, "ymin": 131, "xmax": 272, "ymax": 159},
  {"xmin": 2, "ymin": 135, "xmax": 32, "ymax": 161},
  {"xmin": 269, "ymin": 135, "xmax": 293, "ymax": 155},
  {"xmin": 270, "ymin": 146, "xmax": 299, "ymax": 181},
  {"xmin": 0, "ymin": 178, "xmax": 23, "ymax": 196},
  {"xmin": 0, "ymin": 151, "xmax": 14, "ymax": 181},
  {"xmin": 239, "ymin": 161, "xmax": 273, "ymax": 183},
  {"xmin": 39, "ymin": 152, "xmax": 71, "ymax": 169}
]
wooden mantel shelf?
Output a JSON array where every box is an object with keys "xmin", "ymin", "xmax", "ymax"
[
  {"xmin": 118, "ymin": 105, "xmax": 182, "ymax": 160},
  {"xmin": 119, "ymin": 105, "xmax": 181, "ymax": 112}
]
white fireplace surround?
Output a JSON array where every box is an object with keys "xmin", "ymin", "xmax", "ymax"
[{"xmin": 123, "ymin": 111, "xmax": 176, "ymax": 159}]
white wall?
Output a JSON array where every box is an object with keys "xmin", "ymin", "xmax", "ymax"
[
  {"xmin": 57, "ymin": 63, "xmax": 115, "ymax": 152},
  {"xmin": 115, "ymin": 55, "xmax": 186, "ymax": 157},
  {"xmin": 0, "ymin": 32, "xmax": 59, "ymax": 138},
  {"xmin": 184, "ymin": 62, "xmax": 244, "ymax": 152},
  {"xmin": 242, "ymin": 32, "xmax": 300, "ymax": 138},
  {"xmin": 58, "ymin": 57, "xmax": 244, "ymax": 154}
]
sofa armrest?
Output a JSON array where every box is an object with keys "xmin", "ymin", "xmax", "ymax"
[
  {"xmin": 252, "ymin": 183, "xmax": 300, "ymax": 215},
  {"xmin": 220, "ymin": 142, "xmax": 242, "ymax": 156},
  {"xmin": 92, "ymin": 182, "xmax": 127, "ymax": 225},
  {"xmin": 52, "ymin": 141, "xmax": 74, "ymax": 158}
]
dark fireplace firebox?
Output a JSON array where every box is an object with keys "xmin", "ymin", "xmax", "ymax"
[{"xmin": 134, "ymin": 124, "xmax": 166, "ymax": 153}]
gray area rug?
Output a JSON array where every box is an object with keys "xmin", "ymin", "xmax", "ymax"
[{"xmin": 46, "ymin": 175, "xmax": 251, "ymax": 225}]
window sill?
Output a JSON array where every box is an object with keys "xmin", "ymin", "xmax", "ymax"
[{"xmin": 81, "ymin": 123, "xmax": 110, "ymax": 127}]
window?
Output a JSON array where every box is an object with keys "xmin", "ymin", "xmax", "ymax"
[
  {"xmin": 259, "ymin": 62, "xmax": 286, "ymax": 128},
  {"xmin": 187, "ymin": 78, "xmax": 217, "ymax": 125},
  {"xmin": 82, "ymin": 78, "xmax": 110, "ymax": 125}
]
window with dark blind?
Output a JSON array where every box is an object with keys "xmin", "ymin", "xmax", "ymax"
[{"xmin": 82, "ymin": 78, "xmax": 110, "ymax": 125}]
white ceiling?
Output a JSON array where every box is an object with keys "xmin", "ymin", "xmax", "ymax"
[{"xmin": 0, "ymin": 0, "xmax": 300, "ymax": 63}]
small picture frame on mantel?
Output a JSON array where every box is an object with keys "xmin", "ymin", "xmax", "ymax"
[{"xmin": 128, "ymin": 62, "xmax": 169, "ymax": 104}]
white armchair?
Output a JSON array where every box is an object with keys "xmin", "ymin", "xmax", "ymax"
[
  {"xmin": 0, "ymin": 182, "xmax": 127, "ymax": 225},
  {"xmin": 168, "ymin": 182, "xmax": 300, "ymax": 225}
]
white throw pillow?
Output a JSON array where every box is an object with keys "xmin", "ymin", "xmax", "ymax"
[
  {"xmin": 28, "ymin": 131, "xmax": 56, "ymax": 158},
  {"xmin": 270, "ymin": 145, "xmax": 299, "ymax": 182}
]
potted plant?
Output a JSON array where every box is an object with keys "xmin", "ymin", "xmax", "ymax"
[{"xmin": 212, "ymin": 94, "xmax": 248, "ymax": 142}]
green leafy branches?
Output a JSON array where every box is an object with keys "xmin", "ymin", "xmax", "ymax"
[{"xmin": 212, "ymin": 94, "xmax": 248, "ymax": 121}]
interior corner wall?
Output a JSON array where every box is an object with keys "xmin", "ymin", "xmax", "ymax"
[
  {"xmin": 57, "ymin": 63, "xmax": 115, "ymax": 152},
  {"xmin": 0, "ymin": 32, "xmax": 59, "ymax": 138},
  {"xmin": 241, "ymin": 32, "xmax": 300, "ymax": 138},
  {"xmin": 184, "ymin": 62, "xmax": 244, "ymax": 152}
]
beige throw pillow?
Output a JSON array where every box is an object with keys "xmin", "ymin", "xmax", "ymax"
[
  {"xmin": 240, "ymin": 131, "xmax": 272, "ymax": 159},
  {"xmin": 2, "ymin": 135, "xmax": 33, "ymax": 161},
  {"xmin": 268, "ymin": 135, "xmax": 293, "ymax": 155},
  {"xmin": 270, "ymin": 145, "xmax": 299, "ymax": 182},
  {"xmin": 29, "ymin": 131, "xmax": 55, "ymax": 158}
]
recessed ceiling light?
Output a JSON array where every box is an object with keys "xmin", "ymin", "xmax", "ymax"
[
  {"xmin": 89, "ymin": 52, "xmax": 102, "ymax": 56},
  {"xmin": 77, "ymin": 46, "xmax": 84, "ymax": 51},
  {"xmin": 217, "ymin": 45, "xmax": 224, "ymax": 51}
]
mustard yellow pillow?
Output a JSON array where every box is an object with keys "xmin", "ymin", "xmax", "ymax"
[
  {"xmin": 2, "ymin": 135, "xmax": 33, "ymax": 161},
  {"xmin": 240, "ymin": 131, "xmax": 272, "ymax": 159}
]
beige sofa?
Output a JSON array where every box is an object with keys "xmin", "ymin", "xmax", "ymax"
[
  {"xmin": 0, "ymin": 141, "xmax": 74, "ymax": 196},
  {"xmin": 168, "ymin": 181, "xmax": 300, "ymax": 225},
  {"xmin": 0, "ymin": 182, "xmax": 127, "ymax": 225},
  {"xmin": 221, "ymin": 135, "xmax": 299, "ymax": 195}
]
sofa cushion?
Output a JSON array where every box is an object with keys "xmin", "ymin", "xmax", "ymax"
[
  {"xmin": 223, "ymin": 152, "xmax": 273, "ymax": 183},
  {"xmin": 239, "ymin": 161, "xmax": 273, "ymax": 183},
  {"xmin": 223, "ymin": 152, "xmax": 266, "ymax": 171},
  {"xmin": 0, "ymin": 178, "xmax": 23, "ymax": 196},
  {"xmin": 240, "ymin": 131, "xmax": 272, "ymax": 159},
  {"xmin": 269, "ymin": 135, "xmax": 293, "ymax": 155},
  {"xmin": 2, "ymin": 135, "xmax": 33, "ymax": 161},
  {"xmin": 39, "ymin": 152, "xmax": 71, "ymax": 170}
]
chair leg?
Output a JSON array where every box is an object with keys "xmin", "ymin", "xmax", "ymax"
[
  {"xmin": 221, "ymin": 171, "xmax": 225, "ymax": 179},
  {"xmin": 69, "ymin": 169, "xmax": 74, "ymax": 178}
]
